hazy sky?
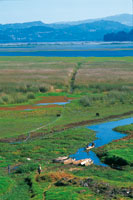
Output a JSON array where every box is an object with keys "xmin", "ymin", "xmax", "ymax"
[{"xmin": 0, "ymin": 0, "xmax": 132, "ymax": 24}]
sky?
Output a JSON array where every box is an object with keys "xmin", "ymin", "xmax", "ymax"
[{"xmin": 0, "ymin": 0, "xmax": 132, "ymax": 24}]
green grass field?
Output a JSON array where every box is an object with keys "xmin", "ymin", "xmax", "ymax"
[{"xmin": 0, "ymin": 56, "xmax": 133, "ymax": 200}]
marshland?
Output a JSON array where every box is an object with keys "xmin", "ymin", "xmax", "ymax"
[{"xmin": 0, "ymin": 56, "xmax": 132, "ymax": 199}]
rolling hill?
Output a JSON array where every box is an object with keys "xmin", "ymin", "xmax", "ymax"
[
  {"xmin": 52, "ymin": 14, "xmax": 133, "ymax": 27},
  {"xmin": 0, "ymin": 18, "xmax": 132, "ymax": 43}
]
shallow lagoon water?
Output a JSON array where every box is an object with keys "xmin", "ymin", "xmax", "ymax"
[
  {"xmin": 0, "ymin": 50, "xmax": 133, "ymax": 57},
  {"xmin": 23, "ymin": 101, "xmax": 70, "ymax": 111},
  {"xmin": 36, "ymin": 102, "xmax": 70, "ymax": 106},
  {"xmin": 70, "ymin": 117, "xmax": 133, "ymax": 166},
  {"xmin": 1, "ymin": 42, "xmax": 133, "ymax": 57}
]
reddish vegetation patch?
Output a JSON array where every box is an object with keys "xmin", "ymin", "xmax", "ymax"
[
  {"xmin": 0, "ymin": 104, "xmax": 61, "ymax": 111},
  {"xmin": 36, "ymin": 96, "xmax": 73, "ymax": 104},
  {"xmin": 49, "ymin": 171, "xmax": 74, "ymax": 182},
  {"xmin": 0, "ymin": 105, "xmax": 36, "ymax": 111},
  {"xmin": 0, "ymin": 96, "xmax": 73, "ymax": 111}
]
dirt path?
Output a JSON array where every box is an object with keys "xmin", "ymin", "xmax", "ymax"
[
  {"xmin": 70, "ymin": 62, "xmax": 81, "ymax": 93},
  {"xmin": 0, "ymin": 110, "xmax": 132, "ymax": 143}
]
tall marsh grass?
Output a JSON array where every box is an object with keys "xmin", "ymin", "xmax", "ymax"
[
  {"xmin": 0, "ymin": 84, "xmax": 49, "ymax": 105},
  {"xmin": 0, "ymin": 92, "xmax": 36, "ymax": 105},
  {"xmin": 80, "ymin": 90, "xmax": 133, "ymax": 107}
]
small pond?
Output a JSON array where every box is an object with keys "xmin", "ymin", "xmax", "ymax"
[
  {"xmin": 23, "ymin": 101, "xmax": 71, "ymax": 111},
  {"xmin": 70, "ymin": 117, "xmax": 133, "ymax": 166},
  {"xmin": 36, "ymin": 101, "xmax": 70, "ymax": 106}
]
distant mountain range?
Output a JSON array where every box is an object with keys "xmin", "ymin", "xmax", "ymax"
[
  {"xmin": 0, "ymin": 14, "xmax": 132, "ymax": 43},
  {"xmin": 52, "ymin": 14, "xmax": 133, "ymax": 27},
  {"xmin": 0, "ymin": 21, "xmax": 45, "ymax": 30}
]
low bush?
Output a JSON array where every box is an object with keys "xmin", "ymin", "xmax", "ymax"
[
  {"xmin": 17, "ymin": 85, "xmax": 27, "ymax": 93},
  {"xmin": 104, "ymin": 155, "xmax": 129, "ymax": 166},
  {"xmin": 16, "ymin": 163, "xmax": 38, "ymax": 174},
  {"xmin": 39, "ymin": 86, "xmax": 48, "ymax": 93},
  {"xmin": 14, "ymin": 94, "xmax": 28, "ymax": 104},
  {"xmin": 2, "ymin": 95, "xmax": 9, "ymax": 103},
  {"xmin": 80, "ymin": 96, "xmax": 92, "ymax": 107},
  {"xmin": 107, "ymin": 90, "xmax": 132, "ymax": 104},
  {"xmin": 27, "ymin": 85, "xmax": 39, "ymax": 93},
  {"xmin": 0, "ymin": 98, "xmax": 4, "ymax": 105},
  {"xmin": 27, "ymin": 92, "xmax": 35, "ymax": 99},
  {"xmin": 88, "ymin": 83, "xmax": 133, "ymax": 93}
]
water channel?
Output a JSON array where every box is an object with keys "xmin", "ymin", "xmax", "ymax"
[{"xmin": 70, "ymin": 117, "xmax": 133, "ymax": 166}]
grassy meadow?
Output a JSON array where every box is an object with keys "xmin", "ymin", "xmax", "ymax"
[
  {"xmin": 0, "ymin": 56, "xmax": 133, "ymax": 200},
  {"xmin": 0, "ymin": 56, "xmax": 133, "ymax": 105}
]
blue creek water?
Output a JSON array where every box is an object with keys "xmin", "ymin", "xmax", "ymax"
[
  {"xmin": 23, "ymin": 101, "xmax": 70, "ymax": 111},
  {"xmin": 70, "ymin": 117, "xmax": 133, "ymax": 166},
  {"xmin": 0, "ymin": 50, "xmax": 133, "ymax": 57},
  {"xmin": 36, "ymin": 102, "xmax": 70, "ymax": 106}
]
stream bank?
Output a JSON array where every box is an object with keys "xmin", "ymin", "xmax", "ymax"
[{"xmin": 70, "ymin": 117, "xmax": 133, "ymax": 167}]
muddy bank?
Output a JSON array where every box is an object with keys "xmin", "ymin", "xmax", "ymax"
[
  {"xmin": 36, "ymin": 96, "xmax": 73, "ymax": 104},
  {"xmin": 0, "ymin": 110, "xmax": 133, "ymax": 143},
  {"xmin": 0, "ymin": 104, "xmax": 61, "ymax": 111}
]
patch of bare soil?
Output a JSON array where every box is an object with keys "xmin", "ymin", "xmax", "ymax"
[
  {"xmin": 36, "ymin": 96, "xmax": 73, "ymax": 104},
  {"xmin": 49, "ymin": 171, "xmax": 74, "ymax": 182},
  {"xmin": 0, "ymin": 104, "xmax": 61, "ymax": 111}
]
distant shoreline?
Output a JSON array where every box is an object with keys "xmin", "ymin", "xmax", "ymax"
[
  {"xmin": 0, "ymin": 42, "xmax": 132, "ymax": 57},
  {"xmin": 0, "ymin": 49, "xmax": 133, "ymax": 57},
  {"xmin": 0, "ymin": 41, "xmax": 133, "ymax": 46}
]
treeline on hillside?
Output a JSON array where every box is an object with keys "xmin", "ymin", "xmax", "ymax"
[
  {"xmin": 0, "ymin": 20, "xmax": 131, "ymax": 43},
  {"xmin": 104, "ymin": 30, "xmax": 133, "ymax": 41}
]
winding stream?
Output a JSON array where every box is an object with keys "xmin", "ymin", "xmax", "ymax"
[{"xmin": 70, "ymin": 117, "xmax": 133, "ymax": 166}]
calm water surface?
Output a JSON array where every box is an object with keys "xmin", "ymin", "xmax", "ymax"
[
  {"xmin": 0, "ymin": 50, "xmax": 133, "ymax": 57},
  {"xmin": 36, "ymin": 102, "xmax": 70, "ymax": 106},
  {"xmin": 70, "ymin": 117, "xmax": 133, "ymax": 166}
]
